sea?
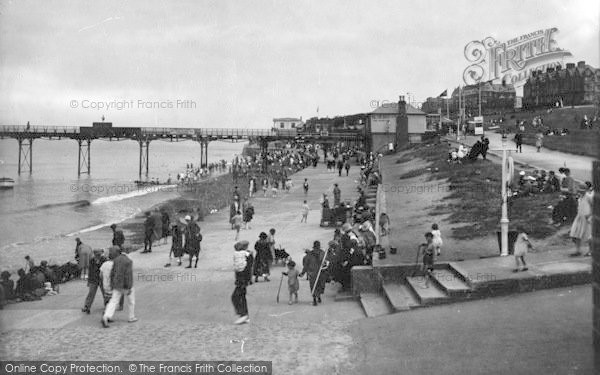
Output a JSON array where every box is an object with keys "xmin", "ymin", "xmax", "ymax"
[{"xmin": 0, "ymin": 138, "xmax": 247, "ymax": 272}]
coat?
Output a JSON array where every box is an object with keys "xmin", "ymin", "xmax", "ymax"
[
  {"xmin": 111, "ymin": 254, "xmax": 133, "ymax": 290},
  {"xmin": 184, "ymin": 221, "xmax": 202, "ymax": 255}
]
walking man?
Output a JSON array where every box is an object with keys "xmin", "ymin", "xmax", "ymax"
[
  {"xmin": 232, "ymin": 241, "xmax": 253, "ymax": 324},
  {"xmin": 102, "ymin": 246, "xmax": 137, "ymax": 327},
  {"xmin": 82, "ymin": 249, "xmax": 106, "ymax": 314},
  {"xmin": 110, "ymin": 224, "xmax": 125, "ymax": 252},
  {"xmin": 142, "ymin": 212, "xmax": 154, "ymax": 253}
]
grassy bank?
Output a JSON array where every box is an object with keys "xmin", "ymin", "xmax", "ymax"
[{"xmin": 395, "ymin": 144, "xmax": 560, "ymax": 240}]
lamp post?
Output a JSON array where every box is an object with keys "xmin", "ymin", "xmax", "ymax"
[{"xmin": 500, "ymin": 133, "xmax": 510, "ymax": 256}]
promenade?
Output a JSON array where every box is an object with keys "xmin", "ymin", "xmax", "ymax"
[
  {"xmin": 1, "ymin": 153, "xmax": 595, "ymax": 374},
  {"xmin": 0, "ymin": 163, "xmax": 365, "ymax": 373},
  {"xmin": 447, "ymin": 131, "xmax": 595, "ymax": 182}
]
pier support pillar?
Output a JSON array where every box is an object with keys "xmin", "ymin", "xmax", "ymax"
[
  {"xmin": 17, "ymin": 138, "xmax": 33, "ymax": 175},
  {"xmin": 198, "ymin": 138, "xmax": 209, "ymax": 169},
  {"xmin": 77, "ymin": 139, "xmax": 91, "ymax": 176},
  {"xmin": 139, "ymin": 140, "xmax": 150, "ymax": 179}
]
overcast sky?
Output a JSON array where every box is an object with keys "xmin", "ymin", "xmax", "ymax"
[{"xmin": 0, "ymin": 0, "xmax": 598, "ymax": 128}]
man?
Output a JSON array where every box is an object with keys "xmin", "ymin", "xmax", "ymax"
[
  {"xmin": 102, "ymin": 246, "xmax": 136, "ymax": 327},
  {"xmin": 142, "ymin": 212, "xmax": 154, "ymax": 253},
  {"xmin": 82, "ymin": 249, "xmax": 106, "ymax": 314},
  {"xmin": 300, "ymin": 241, "xmax": 327, "ymax": 306},
  {"xmin": 184, "ymin": 215, "xmax": 202, "ymax": 268},
  {"xmin": 110, "ymin": 224, "xmax": 125, "ymax": 251},
  {"xmin": 232, "ymin": 240, "xmax": 253, "ymax": 325}
]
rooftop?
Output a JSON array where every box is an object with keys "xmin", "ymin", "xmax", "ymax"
[{"xmin": 370, "ymin": 102, "xmax": 425, "ymax": 115}]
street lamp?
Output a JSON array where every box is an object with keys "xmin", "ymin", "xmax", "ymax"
[{"xmin": 500, "ymin": 133, "xmax": 511, "ymax": 256}]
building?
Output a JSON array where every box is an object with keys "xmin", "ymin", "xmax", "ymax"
[
  {"xmin": 523, "ymin": 61, "xmax": 600, "ymax": 109},
  {"xmin": 421, "ymin": 97, "xmax": 447, "ymax": 114},
  {"xmin": 449, "ymin": 82, "xmax": 516, "ymax": 117},
  {"xmin": 366, "ymin": 97, "xmax": 427, "ymax": 152},
  {"xmin": 272, "ymin": 117, "xmax": 303, "ymax": 130}
]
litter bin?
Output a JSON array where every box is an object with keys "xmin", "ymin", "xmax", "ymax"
[{"xmin": 496, "ymin": 231, "xmax": 519, "ymax": 255}]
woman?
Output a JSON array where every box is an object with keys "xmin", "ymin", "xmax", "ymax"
[
  {"xmin": 569, "ymin": 182, "xmax": 594, "ymax": 256},
  {"xmin": 253, "ymin": 232, "xmax": 272, "ymax": 282},
  {"xmin": 243, "ymin": 200, "xmax": 254, "ymax": 230}
]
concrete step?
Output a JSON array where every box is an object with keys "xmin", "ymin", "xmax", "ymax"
[
  {"xmin": 431, "ymin": 269, "xmax": 472, "ymax": 297},
  {"xmin": 405, "ymin": 276, "xmax": 449, "ymax": 305},
  {"xmin": 334, "ymin": 290, "xmax": 357, "ymax": 302},
  {"xmin": 359, "ymin": 293, "xmax": 394, "ymax": 318},
  {"xmin": 382, "ymin": 283, "xmax": 421, "ymax": 312}
]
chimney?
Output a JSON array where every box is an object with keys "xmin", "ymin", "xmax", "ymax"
[
  {"xmin": 566, "ymin": 63, "xmax": 576, "ymax": 69},
  {"xmin": 577, "ymin": 61, "xmax": 585, "ymax": 68},
  {"xmin": 398, "ymin": 95, "xmax": 406, "ymax": 117}
]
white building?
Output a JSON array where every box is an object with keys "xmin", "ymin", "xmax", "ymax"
[{"xmin": 272, "ymin": 117, "xmax": 303, "ymax": 130}]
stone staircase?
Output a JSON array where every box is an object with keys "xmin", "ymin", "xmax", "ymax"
[
  {"xmin": 355, "ymin": 260, "xmax": 591, "ymax": 318},
  {"xmin": 358, "ymin": 264, "xmax": 471, "ymax": 317}
]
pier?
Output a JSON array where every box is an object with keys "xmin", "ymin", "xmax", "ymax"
[{"xmin": 0, "ymin": 123, "xmax": 365, "ymax": 177}]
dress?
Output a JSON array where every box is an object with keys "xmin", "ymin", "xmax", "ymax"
[
  {"xmin": 253, "ymin": 239, "xmax": 272, "ymax": 277},
  {"xmin": 569, "ymin": 192, "xmax": 593, "ymax": 240},
  {"xmin": 431, "ymin": 230, "xmax": 443, "ymax": 248},
  {"xmin": 513, "ymin": 233, "xmax": 530, "ymax": 257}
]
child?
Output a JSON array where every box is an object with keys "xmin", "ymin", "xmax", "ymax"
[
  {"xmin": 420, "ymin": 232, "xmax": 435, "ymax": 288},
  {"xmin": 282, "ymin": 260, "xmax": 300, "ymax": 305},
  {"xmin": 301, "ymin": 200, "xmax": 309, "ymax": 223},
  {"xmin": 431, "ymin": 223, "xmax": 443, "ymax": 256},
  {"xmin": 232, "ymin": 211, "xmax": 243, "ymax": 240},
  {"xmin": 271, "ymin": 179, "xmax": 278, "ymax": 198},
  {"xmin": 513, "ymin": 228, "xmax": 533, "ymax": 272},
  {"xmin": 303, "ymin": 178, "xmax": 309, "ymax": 195}
]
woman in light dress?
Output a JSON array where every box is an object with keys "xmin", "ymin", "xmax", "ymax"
[{"xmin": 569, "ymin": 182, "xmax": 594, "ymax": 256}]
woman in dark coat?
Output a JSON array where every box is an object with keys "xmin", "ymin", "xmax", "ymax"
[
  {"xmin": 253, "ymin": 232, "xmax": 272, "ymax": 282},
  {"xmin": 184, "ymin": 216, "xmax": 202, "ymax": 268}
]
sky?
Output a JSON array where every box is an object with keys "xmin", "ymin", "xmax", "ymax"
[{"xmin": 0, "ymin": 0, "xmax": 598, "ymax": 128}]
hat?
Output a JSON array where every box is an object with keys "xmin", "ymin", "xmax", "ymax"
[
  {"xmin": 93, "ymin": 248, "xmax": 104, "ymax": 254},
  {"xmin": 519, "ymin": 171, "xmax": 526, "ymax": 176},
  {"xmin": 328, "ymin": 240, "xmax": 338, "ymax": 248},
  {"xmin": 184, "ymin": 215, "xmax": 192, "ymax": 221},
  {"xmin": 234, "ymin": 240, "xmax": 249, "ymax": 250},
  {"xmin": 342, "ymin": 223, "xmax": 352, "ymax": 232}
]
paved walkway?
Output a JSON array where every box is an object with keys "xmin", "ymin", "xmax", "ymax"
[
  {"xmin": 0, "ymin": 163, "xmax": 365, "ymax": 373},
  {"xmin": 446, "ymin": 132, "xmax": 595, "ymax": 182}
]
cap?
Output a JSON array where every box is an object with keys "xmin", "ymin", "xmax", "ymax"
[{"xmin": 184, "ymin": 215, "xmax": 191, "ymax": 221}]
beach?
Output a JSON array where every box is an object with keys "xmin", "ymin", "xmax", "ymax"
[{"xmin": 0, "ymin": 138, "xmax": 247, "ymax": 273}]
